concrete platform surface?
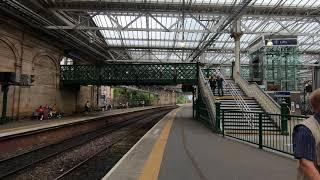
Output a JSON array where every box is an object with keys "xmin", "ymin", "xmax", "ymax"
[
  {"xmin": 104, "ymin": 104, "xmax": 297, "ymax": 180},
  {"xmin": 0, "ymin": 106, "xmax": 162, "ymax": 138}
]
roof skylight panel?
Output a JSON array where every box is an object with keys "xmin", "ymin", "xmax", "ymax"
[
  {"xmin": 283, "ymin": 0, "xmax": 300, "ymax": 7},
  {"xmin": 303, "ymin": 22, "xmax": 319, "ymax": 33},
  {"xmin": 117, "ymin": 15, "xmax": 130, "ymax": 27},
  {"xmin": 301, "ymin": 0, "xmax": 316, "ymax": 7}
]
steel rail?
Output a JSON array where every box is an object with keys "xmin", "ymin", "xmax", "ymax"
[
  {"xmin": 0, "ymin": 109, "xmax": 169, "ymax": 179},
  {"xmin": 53, "ymin": 111, "xmax": 169, "ymax": 180}
]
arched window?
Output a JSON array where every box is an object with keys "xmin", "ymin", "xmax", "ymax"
[{"xmin": 60, "ymin": 57, "xmax": 74, "ymax": 65}]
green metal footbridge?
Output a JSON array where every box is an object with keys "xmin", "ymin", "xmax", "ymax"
[{"xmin": 60, "ymin": 63, "xmax": 199, "ymax": 85}]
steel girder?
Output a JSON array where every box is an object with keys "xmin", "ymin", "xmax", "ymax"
[{"xmin": 46, "ymin": 1, "xmax": 320, "ymax": 18}]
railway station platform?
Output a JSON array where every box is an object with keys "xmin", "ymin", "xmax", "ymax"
[
  {"xmin": 104, "ymin": 104, "xmax": 297, "ymax": 180},
  {"xmin": 0, "ymin": 106, "xmax": 161, "ymax": 138}
]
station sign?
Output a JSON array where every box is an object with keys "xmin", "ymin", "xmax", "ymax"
[
  {"xmin": 274, "ymin": 91, "xmax": 291, "ymax": 97},
  {"xmin": 265, "ymin": 39, "xmax": 297, "ymax": 46}
]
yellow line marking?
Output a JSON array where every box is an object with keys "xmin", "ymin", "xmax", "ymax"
[{"xmin": 138, "ymin": 108, "xmax": 180, "ymax": 180}]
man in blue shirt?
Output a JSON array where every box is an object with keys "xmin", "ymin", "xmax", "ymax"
[{"xmin": 293, "ymin": 88, "xmax": 320, "ymax": 180}]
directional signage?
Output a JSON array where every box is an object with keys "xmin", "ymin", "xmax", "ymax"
[{"xmin": 274, "ymin": 91, "xmax": 291, "ymax": 97}]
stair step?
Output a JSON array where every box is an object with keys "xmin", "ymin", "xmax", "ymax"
[
  {"xmin": 219, "ymin": 99, "xmax": 256, "ymax": 101},
  {"xmin": 224, "ymin": 88, "xmax": 242, "ymax": 90},
  {"xmin": 220, "ymin": 102, "xmax": 259, "ymax": 104},
  {"xmin": 220, "ymin": 106, "xmax": 261, "ymax": 109},
  {"xmin": 224, "ymin": 131, "xmax": 282, "ymax": 135},
  {"xmin": 215, "ymin": 89, "xmax": 242, "ymax": 90},
  {"xmin": 224, "ymin": 123, "xmax": 276, "ymax": 127},
  {"xmin": 224, "ymin": 120, "xmax": 276, "ymax": 124},
  {"xmin": 219, "ymin": 103, "xmax": 258, "ymax": 105},
  {"xmin": 218, "ymin": 98, "xmax": 255, "ymax": 101},
  {"xmin": 224, "ymin": 123, "xmax": 276, "ymax": 126},
  {"xmin": 221, "ymin": 110, "xmax": 264, "ymax": 113},
  {"xmin": 221, "ymin": 108, "xmax": 262, "ymax": 110},
  {"xmin": 222, "ymin": 110, "xmax": 265, "ymax": 113},
  {"xmin": 223, "ymin": 117, "xmax": 271, "ymax": 120},
  {"xmin": 221, "ymin": 102, "xmax": 260, "ymax": 107},
  {"xmin": 220, "ymin": 104, "xmax": 261, "ymax": 107},
  {"xmin": 224, "ymin": 127, "xmax": 279, "ymax": 131},
  {"xmin": 223, "ymin": 116, "xmax": 271, "ymax": 119}
]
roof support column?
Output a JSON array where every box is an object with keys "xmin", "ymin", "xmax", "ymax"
[
  {"xmin": 231, "ymin": 19, "xmax": 243, "ymax": 77},
  {"xmin": 313, "ymin": 64, "xmax": 320, "ymax": 90}
]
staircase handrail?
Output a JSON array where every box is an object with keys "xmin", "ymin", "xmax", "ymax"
[
  {"xmin": 216, "ymin": 70, "xmax": 255, "ymax": 127},
  {"xmin": 198, "ymin": 70, "xmax": 216, "ymax": 129},
  {"xmin": 235, "ymin": 72, "xmax": 281, "ymax": 114}
]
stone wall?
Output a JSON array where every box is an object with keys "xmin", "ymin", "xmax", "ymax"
[
  {"xmin": 153, "ymin": 90, "xmax": 177, "ymax": 105},
  {"xmin": 0, "ymin": 20, "xmax": 97, "ymax": 119}
]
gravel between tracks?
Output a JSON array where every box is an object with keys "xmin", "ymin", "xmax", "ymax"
[{"xmin": 6, "ymin": 110, "xmax": 169, "ymax": 180}]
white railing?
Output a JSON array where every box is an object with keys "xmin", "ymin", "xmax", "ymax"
[
  {"xmin": 235, "ymin": 72, "xmax": 281, "ymax": 114},
  {"xmin": 198, "ymin": 70, "xmax": 216, "ymax": 129},
  {"xmin": 216, "ymin": 71, "xmax": 255, "ymax": 127}
]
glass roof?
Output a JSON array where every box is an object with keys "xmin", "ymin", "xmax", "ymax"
[{"xmin": 58, "ymin": 0, "xmax": 320, "ymax": 65}]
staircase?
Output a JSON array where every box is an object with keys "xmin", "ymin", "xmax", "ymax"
[
  {"xmin": 213, "ymin": 79, "xmax": 245, "ymax": 96},
  {"xmin": 217, "ymin": 79, "xmax": 280, "ymax": 134}
]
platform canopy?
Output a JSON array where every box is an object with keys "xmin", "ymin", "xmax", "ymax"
[{"xmin": 4, "ymin": 0, "xmax": 320, "ymax": 65}]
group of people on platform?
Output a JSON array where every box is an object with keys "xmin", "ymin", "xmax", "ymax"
[
  {"xmin": 35, "ymin": 104, "xmax": 62, "ymax": 120},
  {"xmin": 209, "ymin": 75, "xmax": 224, "ymax": 96},
  {"xmin": 84, "ymin": 100, "xmax": 112, "ymax": 114}
]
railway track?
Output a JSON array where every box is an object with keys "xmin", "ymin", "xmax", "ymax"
[
  {"xmin": 0, "ymin": 108, "xmax": 172, "ymax": 179},
  {"xmin": 55, "ymin": 112, "xmax": 165, "ymax": 180}
]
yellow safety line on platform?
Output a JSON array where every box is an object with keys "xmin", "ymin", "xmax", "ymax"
[{"xmin": 138, "ymin": 108, "xmax": 180, "ymax": 180}]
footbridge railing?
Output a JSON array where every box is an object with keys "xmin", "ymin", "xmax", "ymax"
[
  {"xmin": 235, "ymin": 72, "xmax": 281, "ymax": 114},
  {"xmin": 60, "ymin": 63, "xmax": 198, "ymax": 85},
  {"xmin": 196, "ymin": 70, "xmax": 216, "ymax": 130}
]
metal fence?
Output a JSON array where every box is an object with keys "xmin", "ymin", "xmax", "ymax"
[{"xmin": 220, "ymin": 110, "xmax": 308, "ymax": 155}]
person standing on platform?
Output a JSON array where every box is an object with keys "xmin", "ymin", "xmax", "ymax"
[
  {"xmin": 37, "ymin": 106, "xmax": 44, "ymax": 120},
  {"xmin": 293, "ymin": 88, "xmax": 320, "ymax": 180},
  {"xmin": 85, "ymin": 101, "xmax": 90, "ymax": 114},
  {"xmin": 209, "ymin": 76, "xmax": 217, "ymax": 95},
  {"xmin": 217, "ymin": 76, "xmax": 224, "ymax": 97}
]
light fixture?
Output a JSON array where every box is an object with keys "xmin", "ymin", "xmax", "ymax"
[{"xmin": 267, "ymin": 39, "xmax": 273, "ymax": 47}]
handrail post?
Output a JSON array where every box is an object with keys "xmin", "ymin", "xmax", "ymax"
[
  {"xmin": 258, "ymin": 113, "xmax": 263, "ymax": 149},
  {"xmin": 280, "ymin": 101, "xmax": 289, "ymax": 135},
  {"xmin": 215, "ymin": 101, "xmax": 221, "ymax": 133},
  {"xmin": 192, "ymin": 88, "xmax": 195, "ymax": 119},
  {"xmin": 222, "ymin": 110, "xmax": 225, "ymax": 137},
  {"xmin": 196, "ymin": 62, "xmax": 200, "ymax": 82}
]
